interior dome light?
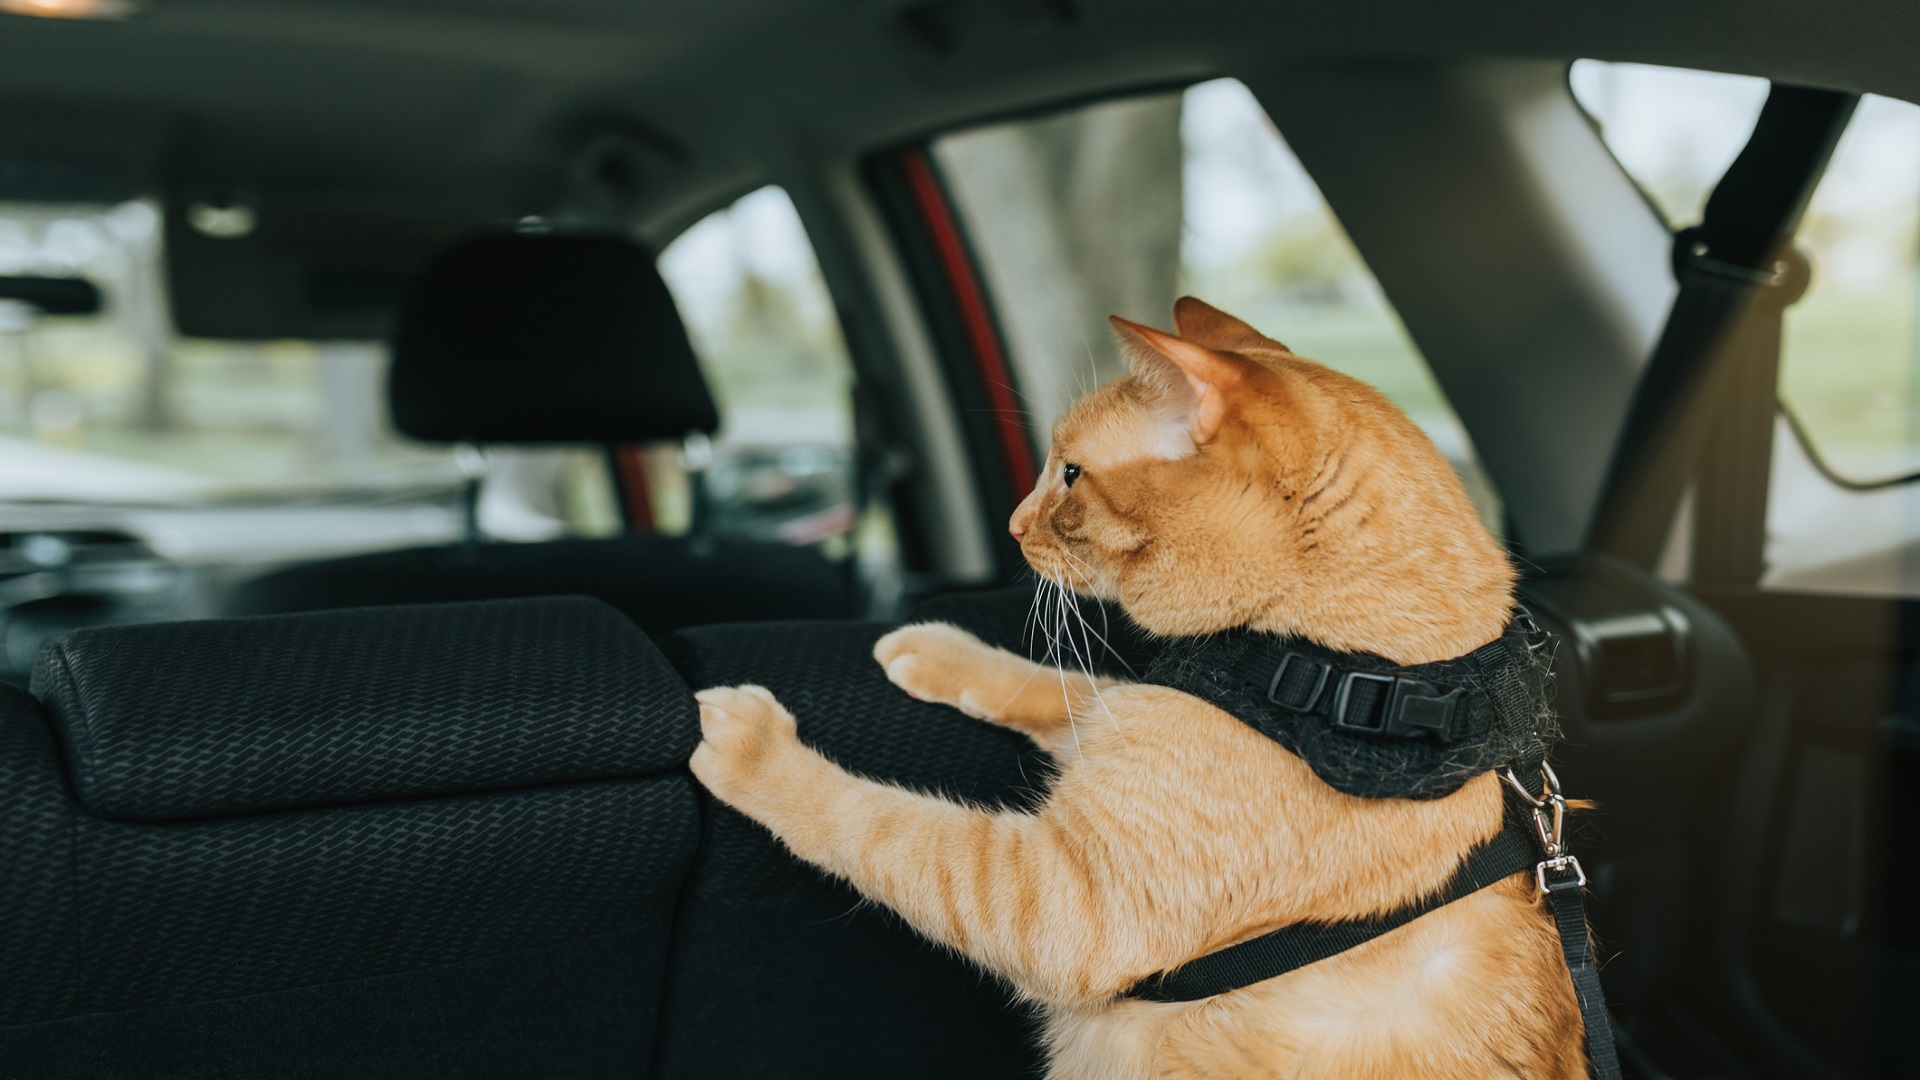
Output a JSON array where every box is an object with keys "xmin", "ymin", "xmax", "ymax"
[{"xmin": 0, "ymin": 0, "xmax": 141, "ymax": 19}]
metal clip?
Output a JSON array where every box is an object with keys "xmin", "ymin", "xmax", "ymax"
[
  {"xmin": 1530, "ymin": 796, "xmax": 1567, "ymax": 858},
  {"xmin": 1535, "ymin": 855, "xmax": 1588, "ymax": 894},
  {"xmin": 1506, "ymin": 762, "xmax": 1581, "ymax": 893},
  {"xmin": 1501, "ymin": 760, "xmax": 1562, "ymax": 808}
]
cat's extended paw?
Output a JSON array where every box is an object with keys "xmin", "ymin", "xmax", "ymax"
[
  {"xmin": 874, "ymin": 622, "xmax": 1004, "ymax": 720},
  {"xmin": 691, "ymin": 684, "xmax": 802, "ymax": 806}
]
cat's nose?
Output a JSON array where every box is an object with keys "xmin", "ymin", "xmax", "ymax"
[{"xmin": 1008, "ymin": 519, "xmax": 1025, "ymax": 541}]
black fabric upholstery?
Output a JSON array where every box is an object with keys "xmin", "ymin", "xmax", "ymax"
[
  {"xmin": 58, "ymin": 778, "xmax": 695, "ymax": 1013},
  {"xmin": 0, "ymin": 599, "xmax": 703, "ymax": 1079},
  {"xmin": 390, "ymin": 232, "xmax": 717, "ymax": 444},
  {"xmin": 221, "ymin": 537, "xmax": 855, "ymax": 637},
  {"xmin": 0, "ymin": 685, "xmax": 79, "ymax": 1025},
  {"xmin": 32, "ymin": 596, "xmax": 694, "ymax": 820},
  {"xmin": 2, "ymin": 926, "xmax": 670, "ymax": 1080},
  {"xmin": 652, "ymin": 620, "xmax": 1051, "ymax": 1080}
]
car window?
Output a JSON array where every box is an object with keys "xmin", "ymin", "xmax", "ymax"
[
  {"xmin": 0, "ymin": 200, "xmax": 622, "ymax": 565},
  {"xmin": 0, "ymin": 201, "xmax": 447, "ymax": 506},
  {"xmin": 1573, "ymin": 61, "xmax": 1920, "ymax": 597},
  {"xmin": 655, "ymin": 186, "xmax": 860, "ymax": 553},
  {"xmin": 2, "ymin": 188, "xmax": 863, "ymax": 570},
  {"xmin": 932, "ymin": 77, "xmax": 1503, "ymax": 535}
]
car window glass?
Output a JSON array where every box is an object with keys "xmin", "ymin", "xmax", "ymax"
[
  {"xmin": 0, "ymin": 200, "xmax": 619, "ymax": 565},
  {"xmin": 933, "ymin": 77, "xmax": 1503, "ymax": 535},
  {"xmin": 655, "ymin": 186, "xmax": 860, "ymax": 553},
  {"xmin": 1568, "ymin": 61, "xmax": 1769, "ymax": 226},
  {"xmin": 1573, "ymin": 61, "xmax": 1920, "ymax": 597}
]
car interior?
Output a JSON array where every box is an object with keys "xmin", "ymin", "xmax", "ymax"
[{"xmin": 2, "ymin": 2, "xmax": 1918, "ymax": 1078}]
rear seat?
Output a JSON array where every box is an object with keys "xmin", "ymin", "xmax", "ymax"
[
  {"xmin": 0, "ymin": 597, "xmax": 701, "ymax": 1079},
  {"xmin": 0, "ymin": 595, "xmax": 1057, "ymax": 1079},
  {"xmin": 651, "ymin": 619, "xmax": 1051, "ymax": 1079},
  {"xmin": 2, "ymin": 573, "xmax": 1738, "ymax": 1078}
]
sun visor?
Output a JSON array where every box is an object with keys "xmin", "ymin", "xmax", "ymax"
[{"xmin": 164, "ymin": 200, "xmax": 476, "ymax": 340}]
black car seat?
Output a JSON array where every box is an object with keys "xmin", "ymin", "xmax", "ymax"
[
  {"xmin": 220, "ymin": 233, "xmax": 854, "ymax": 635},
  {"xmin": 652, "ymin": 617, "xmax": 1053, "ymax": 1080},
  {"xmin": 0, "ymin": 597, "xmax": 701, "ymax": 1079}
]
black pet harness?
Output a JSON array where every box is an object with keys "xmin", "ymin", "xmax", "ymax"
[{"xmin": 1126, "ymin": 614, "xmax": 1623, "ymax": 1080}]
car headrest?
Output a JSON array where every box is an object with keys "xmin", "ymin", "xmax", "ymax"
[
  {"xmin": 29, "ymin": 597, "xmax": 698, "ymax": 822},
  {"xmin": 389, "ymin": 232, "xmax": 719, "ymax": 443}
]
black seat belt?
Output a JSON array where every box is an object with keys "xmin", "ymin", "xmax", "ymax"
[{"xmin": 1589, "ymin": 85, "xmax": 1857, "ymax": 572}]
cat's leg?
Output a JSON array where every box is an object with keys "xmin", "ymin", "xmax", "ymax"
[
  {"xmin": 873, "ymin": 622, "xmax": 1124, "ymax": 752},
  {"xmin": 692, "ymin": 683, "xmax": 1158, "ymax": 1005}
]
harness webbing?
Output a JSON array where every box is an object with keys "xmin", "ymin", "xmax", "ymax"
[
  {"xmin": 1121, "ymin": 794, "xmax": 1622, "ymax": 1080},
  {"xmin": 1123, "ymin": 818, "xmax": 1538, "ymax": 1003},
  {"xmin": 1138, "ymin": 614, "xmax": 1552, "ymax": 801}
]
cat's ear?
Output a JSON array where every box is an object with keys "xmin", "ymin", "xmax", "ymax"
[
  {"xmin": 1110, "ymin": 314, "xmax": 1249, "ymax": 445},
  {"xmin": 1171, "ymin": 296, "xmax": 1286, "ymax": 353}
]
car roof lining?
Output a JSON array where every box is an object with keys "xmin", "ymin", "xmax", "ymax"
[{"xmin": 0, "ymin": 0, "xmax": 1912, "ymax": 228}]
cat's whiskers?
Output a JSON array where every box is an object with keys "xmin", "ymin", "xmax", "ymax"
[
  {"xmin": 1040, "ymin": 573, "xmax": 1084, "ymax": 758},
  {"xmin": 1051, "ymin": 547, "xmax": 1139, "ymax": 676},
  {"xmin": 1022, "ymin": 571, "xmax": 1046, "ymax": 655},
  {"xmin": 1055, "ymin": 561, "xmax": 1129, "ymax": 743},
  {"xmin": 1028, "ymin": 576, "xmax": 1071, "ymax": 745}
]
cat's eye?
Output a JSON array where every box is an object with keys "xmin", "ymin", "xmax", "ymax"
[{"xmin": 1062, "ymin": 463, "xmax": 1082, "ymax": 488}]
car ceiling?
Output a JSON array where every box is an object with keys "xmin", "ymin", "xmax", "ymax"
[{"xmin": 0, "ymin": 0, "xmax": 1915, "ymax": 230}]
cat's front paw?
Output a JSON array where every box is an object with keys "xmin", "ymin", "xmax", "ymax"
[
  {"xmin": 691, "ymin": 684, "xmax": 802, "ymax": 808},
  {"xmin": 874, "ymin": 622, "xmax": 1002, "ymax": 720}
]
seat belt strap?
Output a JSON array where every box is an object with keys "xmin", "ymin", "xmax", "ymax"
[{"xmin": 1589, "ymin": 85, "xmax": 1856, "ymax": 566}]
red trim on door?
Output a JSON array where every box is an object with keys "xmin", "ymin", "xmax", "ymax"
[
  {"xmin": 897, "ymin": 148, "xmax": 1038, "ymax": 500},
  {"xmin": 611, "ymin": 445, "xmax": 656, "ymax": 533}
]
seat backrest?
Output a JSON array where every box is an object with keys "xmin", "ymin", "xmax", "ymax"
[
  {"xmin": 387, "ymin": 232, "xmax": 716, "ymax": 446},
  {"xmin": 0, "ymin": 597, "xmax": 701, "ymax": 1080},
  {"xmin": 222, "ymin": 536, "xmax": 854, "ymax": 634},
  {"xmin": 651, "ymin": 618, "xmax": 1051, "ymax": 1080}
]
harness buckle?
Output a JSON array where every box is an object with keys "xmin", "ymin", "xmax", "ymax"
[
  {"xmin": 1330, "ymin": 671, "xmax": 1465, "ymax": 742},
  {"xmin": 1266, "ymin": 653, "xmax": 1332, "ymax": 712}
]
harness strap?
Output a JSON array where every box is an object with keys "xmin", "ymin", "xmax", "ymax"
[
  {"xmin": 1122, "ymin": 785, "xmax": 1622, "ymax": 1079},
  {"xmin": 1139, "ymin": 614, "xmax": 1553, "ymax": 801},
  {"xmin": 1123, "ymin": 819, "xmax": 1537, "ymax": 1003}
]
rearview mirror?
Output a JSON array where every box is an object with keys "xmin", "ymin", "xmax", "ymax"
[{"xmin": 0, "ymin": 275, "xmax": 103, "ymax": 315}]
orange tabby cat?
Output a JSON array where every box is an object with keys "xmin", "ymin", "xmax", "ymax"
[{"xmin": 691, "ymin": 297, "xmax": 1586, "ymax": 1079}]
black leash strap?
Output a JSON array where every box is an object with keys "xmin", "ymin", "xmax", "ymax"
[
  {"xmin": 1510, "ymin": 765, "xmax": 1622, "ymax": 1080},
  {"xmin": 1546, "ymin": 865, "xmax": 1621, "ymax": 1080},
  {"xmin": 1122, "ymin": 763, "xmax": 1622, "ymax": 1080},
  {"xmin": 1590, "ymin": 84, "xmax": 1855, "ymax": 564}
]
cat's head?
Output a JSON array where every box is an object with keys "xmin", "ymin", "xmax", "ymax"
[{"xmin": 1010, "ymin": 297, "xmax": 1512, "ymax": 659}]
